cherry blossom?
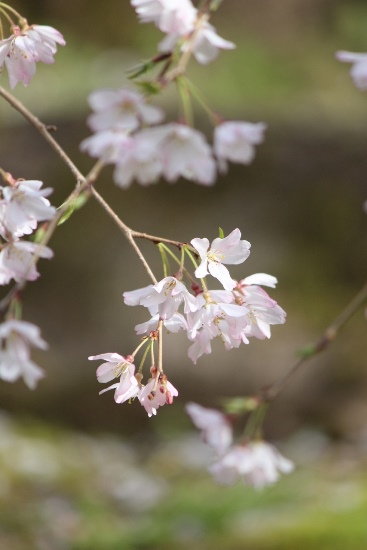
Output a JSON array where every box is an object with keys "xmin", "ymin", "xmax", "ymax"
[
  {"xmin": 87, "ymin": 88, "xmax": 164, "ymax": 133},
  {"xmin": 0, "ymin": 24, "xmax": 65, "ymax": 89},
  {"xmin": 191, "ymin": 228, "xmax": 251, "ymax": 290},
  {"xmin": 89, "ymin": 353, "xmax": 139, "ymax": 404},
  {"xmin": 131, "ymin": 0, "xmax": 197, "ymax": 36},
  {"xmin": 185, "ymin": 402, "xmax": 233, "ymax": 455},
  {"xmin": 235, "ymin": 274, "xmax": 286, "ymax": 340},
  {"xmin": 0, "ymin": 240, "xmax": 53, "ymax": 285},
  {"xmin": 184, "ymin": 21, "xmax": 235, "ymax": 65},
  {"xmin": 135, "ymin": 312, "xmax": 188, "ymax": 335},
  {"xmin": 124, "ymin": 277, "xmax": 198, "ymax": 319},
  {"xmin": 153, "ymin": 123, "xmax": 216, "ymax": 185},
  {"xmin": 336, "ymin": 51, "xmax": 367, "ymax": 91},
  {"xmin": 209, "ymin": 441, "xmax": 294, "ymax": 489},
  {"xmin": 0, "ymin": 319, "xmax": 47, "ymax": 389},
  {"xmin": 0, "ymin": 179, "xmax": 56, "ymax": 237},
  {"xmin": 139, "ymin": 374, "xmax": 178, "ymax": 417},
  {"xmin": 214, "ymin": 121, "xmax": 267, "ymax": 172}
]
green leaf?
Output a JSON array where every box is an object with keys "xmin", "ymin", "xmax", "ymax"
[
  {"xmin": 218, "ymin": 227, "xmax": 225, "ymax": 239},
  {"xmin": 127, "ymin": 60, "xmax": 155, "ymax": 80},
  {"xmin": 135, "ymin": 80, "xmax": 162, "ymax": 95},
  {"xmin": 209, "ymin": 0, "xmax": 224, "ymax": 11},
  {"xmin": 297, "ymin": 343, "xmax": 317, "ymax": 358},
  {"xmin": 222, "ymin": 397, "xmax": 259, "ymax": 415}
]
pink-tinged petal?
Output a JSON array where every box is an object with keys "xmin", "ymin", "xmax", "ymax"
[
  {"xmin": 208, "ymin": 262, "xmax": 235, "ymax": 290},
  {"xmin": 241, "ymin": 273, "xmax": 278, "ymax": 288}
]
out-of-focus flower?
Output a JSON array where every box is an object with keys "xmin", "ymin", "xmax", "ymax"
[
  {"xmin": 214, "ymin": 121, "xmax": 266, "ymax": 172},
  {"xmin": 191, "ymin": 228, "xmax": 251, "ymax": 290},
  {"xmin": 0, "ymin": 24, "xmax": 65, "ymax": 88},
  {"xmin": 336, "ymin": 51, "xmax": 367, "ymax": 90},
  {"xmin": 0, "ymin": 240, "xmax": 53, "ymax": 285},
  {"xmin": 209, "ymin": 441, "xmax": 294, "ymax": 489},
  {"xmin": 0, "ymin": 179, "xmax": 55, "ymax": 237},
  {"xmin": 131, "ymin": 0, "xmax": 197, "ymax": 36},
  {"xmin": 89, "ymin": 353, "xmax": 139, "ymax": 404},
  {"xmin": 152, "ymin": 123, "xmax": 216, "ymax": 185},
  {"xmin": 139, "ymin": 374, "xmax": 178, "ymax": 417},
  {"xmin": 0, "ymin": 319, "xmax": 47, "ymax": 388},
  {"xmin": 184, "ymin": 21, "xmax": 235, "ymax": 65},
  {"xmin": 87, "ymin": 88, "xmax": 164, "ymax": 133},
  {"xmin": 185, "ymin": 402, "xmax": 232, "ymax": 455}
]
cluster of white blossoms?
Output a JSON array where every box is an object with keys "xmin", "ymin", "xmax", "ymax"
[
  {"xmin": 90, "ymin": 229, "xmax": 285, "ymax": 418},
  {"xmin": 131, "ymin": 0, "xmax": 235, "ymax": 65},
  {"xmin": 186, "ymin": 402, "xmax": 294, "ymax": 489},
  {"xmin": 124, "ymin": 229, "xmax": 286, "ymax": 363},
  {"xmin": 80, "ymin": 88, "xmax": 266, "ymax": 188},
  {"xmin": 89, "ymin": 353, "xmax": 178, "ymax": 417},
  {"xmin": 80, "ymin": 1, "xmax": 266, "ymax": 188},
  {"xmin": 0, "ymin": 22, "xmax": 65, "ymax": 89},
  {"xmin": 0, "ymin": 176, "xmax": 56, "ymax": 387},
  {"xmin": 0, "ymin": 178, "xmax": 55, "ymax": 284}
]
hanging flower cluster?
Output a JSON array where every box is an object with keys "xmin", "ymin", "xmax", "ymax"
[
  {"xmin": 90, "ymin": 228, "xmax": 285, "ymax": 417},
  {"xmin": 186, "ymin": 402, "xmax": 294, "ymax": 489},
  {"xmin": 80, "ymin": 88, "xmax": 266, "ymax": 188},
  {"xmin": 0, "ymin": 174, "xmax": 55, "ymax": 387},
  {"xmin": 131, "ymin": 0, "xmax": 235, "ymax": 65},
  {"xmin": 80, "ymin": 1, "xmax": 266, "ymax": 188},
  {"xmin": 0, "ymin": 4, "xmax": 65, "ymax": 89}
]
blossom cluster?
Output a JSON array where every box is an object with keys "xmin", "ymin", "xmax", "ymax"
[
  {"xmin": 131, "ymin": 0, "xmax": 235, "ymax": 65},
  {"xmin": 80, "ymin": 88, "xmax": 266, "ymax": 188},
  {"xmin": 0, "ymin": 178, "xmax": 55, "ymax": 284},
  {"xmin": 0, "ymin": 176, "xmax": 55, "ymax": 388},
  {"xmin": 89, "ymin": 353, "xmax": 178, "ymax": 417},
  {"xmin": 186, "ymin": 402, "xmax": 294, "ymax": 489},
  {"xmin": 124, "ymin": 229, "xmax": 286, "ymax": 363},
  {"xmin": 0, "ymin": 22, "xmax": 65, "ymax": 89}
]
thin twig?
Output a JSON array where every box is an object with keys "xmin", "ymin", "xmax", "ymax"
[{"xmin": 259, "ymin": 281, "xmax": 367, "ymax": 402}]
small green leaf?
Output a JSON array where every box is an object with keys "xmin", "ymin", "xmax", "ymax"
[
  {"xmin": 128, "ymin": 60, "xmax": 155, "ymax": 80},
  {"xmin": 209, "ymin": 0, "xmax": 223, "ymax": 11},
  {"xmin": 222, "ymin": 397, "xmax": 259, "ymax": 415},
  {"xmin": 135, "ymin": 80, "xmax": 162, "ymax": 95},
  {"xmin": 218, "ymin": 227, "xmax": 225, "ymax": 239},
  {"xmin": 58, "ymin": 203, "xmax": 75, "ymax": 225},
  {"xmin": 297, "ymin": 344, "xmax": 317, "ymax": 358}
]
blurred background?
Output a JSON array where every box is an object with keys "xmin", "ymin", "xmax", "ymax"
[{"xmin": 1, "ymin": 0, "xmax": 367, "ymax": 548}]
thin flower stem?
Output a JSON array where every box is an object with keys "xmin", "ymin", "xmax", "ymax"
[
  {"xmin": 259, "ymin": 281, "xmax": 367, "ymax": 403},
  {"xmin": 0, "ymin": 86, "xmax": 85, "ymax": 185},
  {"xmin": 138, "ymin": 340, "xmax": 152, "ymax": 375},
  {"xmin": 0, "ymin": 3, "xmax": 23, "ymax": 21},
  {"xmin": 90, "ymin": 187, "xmax": 158, "ymax": 285},
  {"xmin": 177, "ymin": 76, "xmax": 194, "ymax": 127}
]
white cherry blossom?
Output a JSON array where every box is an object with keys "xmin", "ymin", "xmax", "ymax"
[
  {"xmin": 336, "ymin": 50, "xmax": 367, "ymax": 90},
  {"xmin": 153, "ymin": 123, "xmax": 216, "ymax": 185},
  {"xmin": 185, "ymin": 402, "xmax": 232, "ymax": 455},
  {"xmin": 135, "ymin": 312, "xmax": 188, "ymax": 335},
  {"xmin": 214, "ymin": 121, "xmax": 266, "ymax": 172},
  {"xmin": 132, "ymin": 0, "xmax": 197, "ymax": 36},
  {"xmin": 191, "ymin": 228, "xmax": 251, "ymax": 290},
  {"xmin": 0, "ymin": 179, "xmax": 55, "ymax": 237},
  {"xmin": 0, "ymin": 24, "xmax": 65, "ymax": 89},
  {"xmin": 0, "ymin": 240, "xmax": 53, "ymax": 285},
  {"xmin": 184, "ymin": 21, "xmax": 235, "ymax": 65},
  {"xmin": 0, "ymin": 319, "xmax": 47, "ymax": 389},
  {"xmin": 236, "ymin": 274, "xmax": 286, "ymax": 340},
  {"xmin": 89, "ymin": 353, "xmax": 139, "ymax": 404},
  {"xmin": 124, "ymin": 277, "xmax": 198, "ymax": 319},
  {"xmin": 87, "ymin": 88, "xmax": 164, "ymax": 132},
  {"xmin": 139, "ymin": 374, "xmax": 178, "ymax": 417},
  {"xmin": 209, "ymin": 441, "xmax": 294, "ymax": 489}
]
